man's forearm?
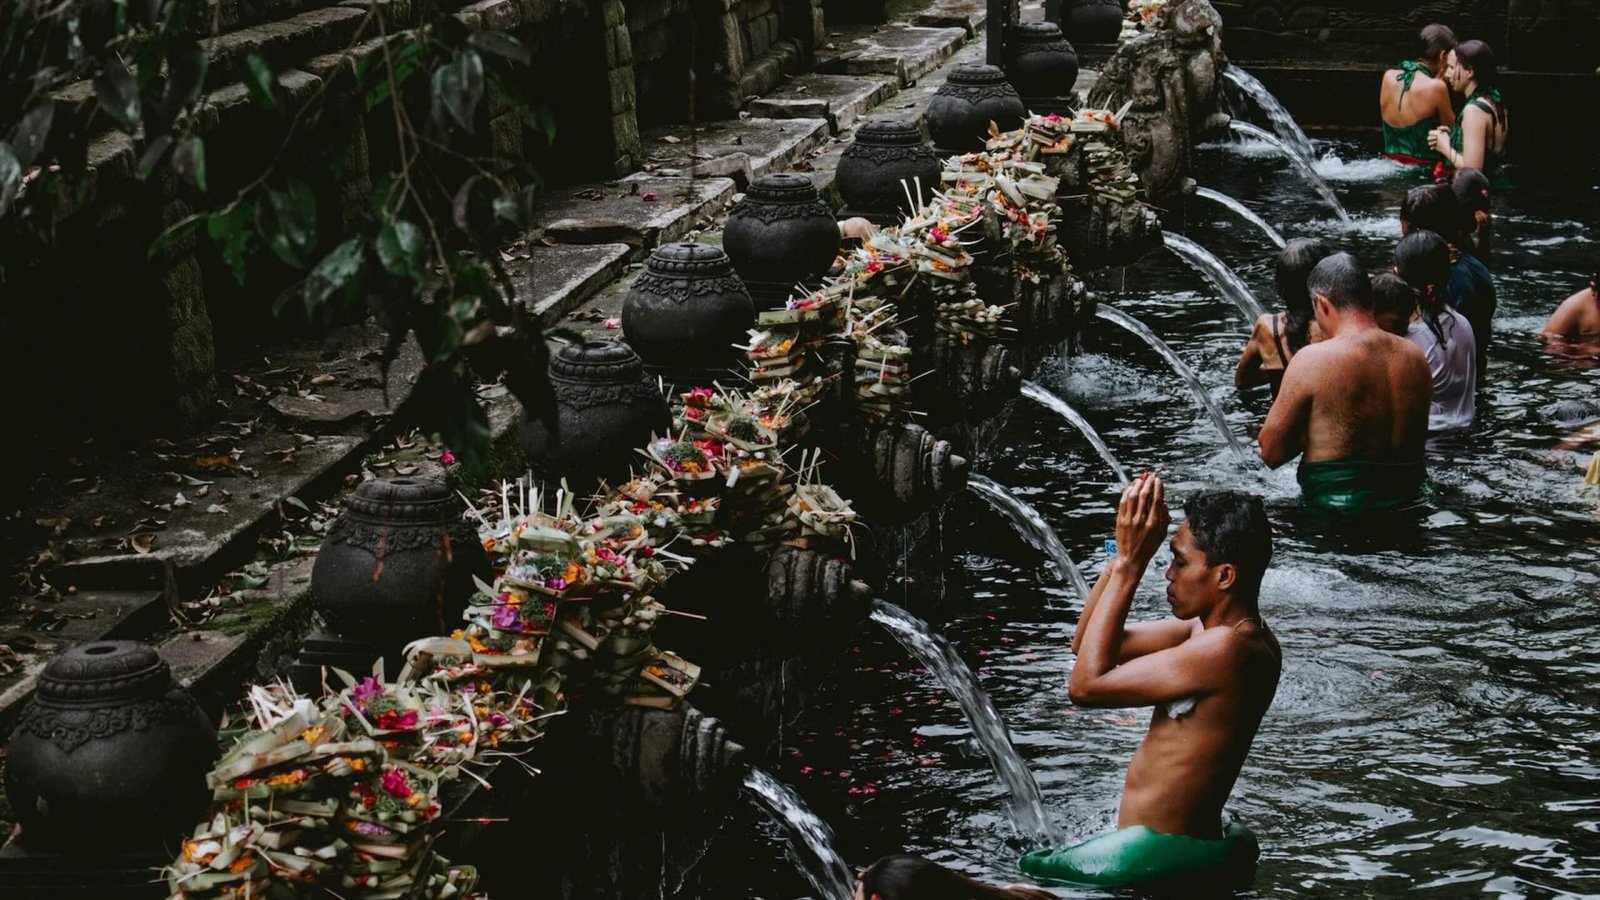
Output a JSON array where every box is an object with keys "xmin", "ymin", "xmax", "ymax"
[
  {"xmin": 1070, "ymin": 558, "xmax": 1120, "ymax": 655},
  {"xmin": 1072, "ymin": 557, "xmax": 1141, "ymax": 683}
]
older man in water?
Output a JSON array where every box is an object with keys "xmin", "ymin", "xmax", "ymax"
[
  {"xmin": 1259, "ymin": 253, "xmax": 1432, "ymax": 512},
  {"xmin": 1019, "ymin": 477, "xmax": 1280, "ymax": 888}
]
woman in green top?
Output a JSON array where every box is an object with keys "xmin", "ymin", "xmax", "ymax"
[
  {"xmin": 1428, "ymin": 40, "xmax": 1509, "ymax": 184},
  {"xmin": 1379, "ymin": 24, "xmax": 1456, "ymax": 165}
]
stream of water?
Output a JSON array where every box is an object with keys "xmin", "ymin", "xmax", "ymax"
[
  {"xmin": 1229, "ymin": 121, "xmax": 1351, "ymax": 223},
  {"xmin": 742, "ymin": 767, "xmax": 856, "ymax": 900},
  {"xmin": 870, "ymin": 599, "xmax": 1061, "ymax": 847},
  {"xmin": 967, "ymin": 474, "xmax": 1092, "ymax": 604},
  {"xmin": 1193, "ymin": 186, "xmax": 1287, "ymax": 249},
  {"xmin": 1162, "ymin": 230, "xmax": 1270, "ymax": 320},
  {"xmin": 1224, "ymin": 66, "xmax": 1318, "ymax": 164},
  {"xmin": 1020, "ymin": 380, "xmax": 1130, "ymax": 489}
]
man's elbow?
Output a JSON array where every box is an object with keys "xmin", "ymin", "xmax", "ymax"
[
  {"xmin": 1067, "ymin": 676, "xmax": 1105, "ymax": 707},
  {"xmin": 1258, "ymin": 435, "xmax": 1286, "ymax": 469}
]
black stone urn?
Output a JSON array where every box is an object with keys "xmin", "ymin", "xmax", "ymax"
[
  {"xmin": 723, "ymin": 173, "xmax": 839, "ymax": 310},
  {"xmin": 4, "ymin": 641, "xmax": 215, "ymax": 855},
  {"xmin": 312, "ymin": 477, "xmax": 490, "ymax": 662},
  {"xmin": 622, "ymin": 242, "xmax": 754, "ymax": 388},
  {"xmin": 1050, "ymin": 0, "xmax": 1126, "ymax": 45},
  {"xmin": 1005, "ymin": 22, "xmax": 1081, "ymax": 113},
  {"xmin": 836, "ymin": 115, "xmax": 942, "ymax": 225},
  {"xmin": 520, "ymin": 339, "xmax": 670, "ymax": 487},
  {"xmin": 927, "ymin": 63, "xmax": 1029, "ymax": 154}
]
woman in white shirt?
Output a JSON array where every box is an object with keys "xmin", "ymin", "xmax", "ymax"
[{"xmin": 1394, "ymin": 230, "xmax": 1477, "ymax": 433}]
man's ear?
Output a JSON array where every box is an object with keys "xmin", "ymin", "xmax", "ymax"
[{"xmin": 1214, "ymin": 562, "xmax": 1238, "ymax": 593}]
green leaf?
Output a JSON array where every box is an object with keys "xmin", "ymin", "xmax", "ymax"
[
  {"xmin": 137, "ymin": 134, "xmax": 174, "ymax": 180},
  {"xmin": 205, "ymin": 203, "xmax": 253, "ymax": 283},
  {"xmin": 172, "ymin": 136, "xmax": 206, "ymax": 191},
  {"xmin": 0, "ymin": 142, "xmax": 20, "ymax": 217},
  {"xmin": 242, "ymin": 53, "xmax": 278, "ymax": 110},
  {"xmin": 468, "ymin": 30, "xmax": 531, "ymax": 66},
  {"xmin": 258, "ymin": 178, "xmax": 318, "ymax": 268},
  {"xmin": 94, "ymin": 58, "xmax": 141, "ymax": 128},
  {"xmin": 431, "ymin": 49, "xmax": 484, "ymax": 134},
  {"xmin": 452, "ymin": 177, "xmax": 497, "ymax": 241},
  {"xmin": 364, "ymin": 40, "xmax": 424, "ymax": 110},
  {"xmin": 10, "ymin": 103, "xmax": 55, "ymax": 167},
  {"xmin": 532, "ymin": 106, "xmax": 557, "ymax": 147},
  {"xmin": 376, "ymin": 221, "xmax": 426, "ymax": 283},
  {"xmin": 302, "ymin": 238, "xmax": 364, "ymax": 313}
]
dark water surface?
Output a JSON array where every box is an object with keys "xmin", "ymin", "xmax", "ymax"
[{"xmin": 690, "ymin": 144, "xmax": 1600, "ymax": 898}]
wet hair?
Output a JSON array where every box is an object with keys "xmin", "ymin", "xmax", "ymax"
[
  {"xmin": 858, "ymin": 855, "xmax": 1055, "ymax": 900},
  {"xmin": 1451, "ymin": 169, "xmax": 1493, "ymax": 264},
  {"xmin": 1371, "ymin": 272, "xmax": 1417, "ymax": 329},
  {"xmin": 1182, "ymin": 491, "xmax": 1272, "ymax": 597},
  {"xmin": 1275, "ymin": 238, "xmax": 1334, "ymax": 353},
  {"xmin": 1305, "ymin": 252, "xmax": 1373, "ymax": 312},
  {"xmin": 1454, "ymin": 39, "xmax": 1499, "ymax": 93},
  {"xmin": 1401, "ymin": 184, "xmax": 1462, "ymax": 245},
  {"xmin": 1419, "ymin": 23, "xmax": 1456, "ymax": 66},
  {"xmin": 1546, "ymin": 399, "xmax": 1600, "ymax": 428},
  {"xmin": 1396, "ymin": 230, "xmax": 1456, "ymax": 347}
]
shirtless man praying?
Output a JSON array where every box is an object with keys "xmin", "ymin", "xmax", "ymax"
[
  {"xmin": 1259, "ymin": 252, "xmax": 1433, "ymax": 513},
  {"xmin": 1020, "ymin": 476, "xmax": 1280, "ymax": 888}
]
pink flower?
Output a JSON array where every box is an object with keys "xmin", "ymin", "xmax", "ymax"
[
  {"xmin": 545, "ymin": 577, "xmax": 568, "ymax": 591},
  {"xmin": 439, "ymin": 450, "xmax": 456, "ymax": 466},
  {"xmin": 642, "ymin": 192, "xmax": 659, "ymax": 202},
  {"xmin": 381, "ymin": 768, "xmax": 411, "ymax": 798},
  {"xmin": 353, "ymin": 676, "xmax": 383, "ymax": 705}
]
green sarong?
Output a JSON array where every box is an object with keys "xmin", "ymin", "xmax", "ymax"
[
  {"xmin": 1298, "ymin": 458, "xmax": 1425, "ymax": 513},
  {"xmin": 1019, "ymin": 822, "xmax": 1258, "ymax": 887}
]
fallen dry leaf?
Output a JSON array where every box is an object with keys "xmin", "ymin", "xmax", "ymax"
[
  {"xmin": 294, "ymin": 433, "xmax": 316, "ymax": 445},
  {"xmin": 205, "ymin": 504, "xmax": 228, "ymax": 515},
  {"xmin": 194, "ymin": 454, "xmax": 236, "ymax": 471},
  {"xmin": 173, "ymin": 492, "xmax": 192, "ymax": 509},
  {"xmin": 662, "ymin": 135, "xmax": 681, "ymax": 144},
  {"xmin": 35, "ymin": 516, "xmax": 71, "ymax": 535},
  {"xmin": 394, "ymin": 464, "xmax": 420, "ymax": 476},
  {"xmin": 310, "ymin": 374, "xmax": 337, "ymax": 385},
  {"xmin": 130, "ymin": 533, "xmax": 156, "ymax": 554}
]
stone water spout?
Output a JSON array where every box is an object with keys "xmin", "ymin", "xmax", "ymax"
[
  {"xmin": 1087, "ymin": 0, "xmax": 1231, "ymax": 206},
  {"xmin": 583, "ymin": 702, "xmax": 746, "ymax": 808}
]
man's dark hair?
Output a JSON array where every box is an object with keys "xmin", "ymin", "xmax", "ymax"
[
  {"xmin": 1401, "ymin": 184, "xmax": 1462, "ymax": 243},
  {"xmin": 1306, "ymin": 252, "xmax": 1373, "ymax": 312},
  {"xmin": 1275, "ymin": 237, "xmax": 1335, "ymax": 352},
  {"xmin": 1420, "ymin": 23, "xmax": 1456, "ymax": 65},
  {"xmin": 1183, "ymin": 491, "xmax": 1272, "ymax": 597}
]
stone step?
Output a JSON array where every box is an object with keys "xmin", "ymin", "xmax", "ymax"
[
  {"xmin": 537, "ymin": 177, "xmax": 737, "ymax": 252},
  {"xmin": 816, "ymin": 25, "xmax": 969, "ymax": 86},
  {"xmin": 748, "ymin": 73, "xmax": 900, "ymax": 134},
  {"xmin": 914, "ymin": 0, "xmax": 991, "ymax": 35},
  {"xmin": 506, "ymin": 243, "xmax": 635, "ymax": 321},
  {"xmin": 630, "ymin": 116, "xmax": 833, "ymax": 188}
]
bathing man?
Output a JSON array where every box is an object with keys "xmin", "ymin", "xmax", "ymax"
[
  {"xmin": 1020, "ymin": 476, "xmax": 1280, "ymax": 886},
  {"xmin": 1259, "ymin": 253, "xmax": 1432, "ymax": 513}
]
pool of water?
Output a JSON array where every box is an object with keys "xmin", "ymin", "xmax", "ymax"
[{"xmin": 688, "ymin": 142, "xmax": 1600, "ymax": 898}]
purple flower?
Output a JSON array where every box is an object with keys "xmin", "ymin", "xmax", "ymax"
[
  {"xmin": 492, "ymin": 604, "xmax": 520, "ymax": 629},
  {"xmin": 353, "ymin": 676, "xmax": 383, "ymax": 704}
]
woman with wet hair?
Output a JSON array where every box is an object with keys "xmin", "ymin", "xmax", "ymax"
[
  {"xmin": 1400, "ymin": 183, "xmax": 1496, "ymax": 377},
  {"xmin": 855, "ymin": 854, "xmax": 1055, "ymax": 900},
  {"xmin": 1451, "ymin": 168, "xmax": 1494, "ymax": 266},
  {"xmin": 1379, "ymin": 23, "xmax": 1456, "ymax": 165},
  {"xmin": 1395, "ymin": 230, "xmax": 1477, "ymax": 433},
  {"xmin": 1235, "ymin": 238, "xmax": 1336, "ymax": 396},
  {"xmin": 1427, "ymin": 40, "xmax": 1509, "ymax": 183}
]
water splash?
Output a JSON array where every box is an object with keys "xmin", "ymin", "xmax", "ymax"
[
  {"xmin": 1020, "ymin": 380, "xmax": 1132, "ymax": 489},
  {"xmin": 1313, "ymin": 152, "xmax": 1409, "ymax": 183},
  {"xmin": 1162, "ymin": 230, "xmax": 1270, "ymax": 321},
  {"xmin": 967, "ymin": 475, "xmax": 1092, "ymax": 603},
  {"xmin": 1224, "ymin": 66, "xmax": 1317, "ymax": 162},
  {"xmin": 1094, "ymin": 305, "xmax": 1255, "ymax": 463},
  {"xmin": 1193, "ymin": 186, "xmax": 1287, "ymax": 249},
  {"xmin": 1228, "ymin": 121, "xmax": 1351, "ymax": 222},
  {"xmin": 742, "ymin": 768, "xmax": 855, "ymax": 900},
  {"xmin": 869, "ymin": 599, "xmax": 1062, "ymax": 847}
]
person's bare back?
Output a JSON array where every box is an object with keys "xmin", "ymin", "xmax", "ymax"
[
  {"xmin": 1259, "ymin": 253, "xmax": 1432, "ymax": 512},
  {"xmin": 1263, "ymin": 329, "xmax": 1431, "ymax": 465},
  {"xmin": 1542, "ymin": 280, "xmax": 1600, "ymax": 341}
]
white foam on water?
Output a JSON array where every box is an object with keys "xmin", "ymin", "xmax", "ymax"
[{"xmin": 1313, "ymin": 153, "xmax": 1410, "ymax": 183}]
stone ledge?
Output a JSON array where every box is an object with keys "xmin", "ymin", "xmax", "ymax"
[
  {"xmin": 506, "ymin": 243, "xmax": 635, "ymax": 320},
  {"xmin": 816, "ymin": 26, "xmax": 968, "ymax": 86},
  {"xmin": 632, "ymin": 117, "xmax": 830, "ymax": 188},
  {"xmin": 749, "ymin": 73, "xmax": 899, "ymax": 134},
  {"xmin": 913, "ymin": 0, "xmax": 989, "ymax": 35},
  {"xmin": 536, "ymin": 177, "xmax": 736, "ymax": 252}
]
